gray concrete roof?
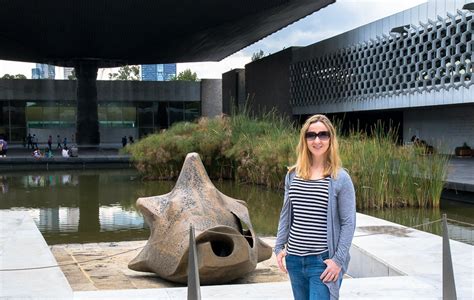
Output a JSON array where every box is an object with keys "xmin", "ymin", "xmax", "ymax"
[{"xmin": 0, "ymin": 0, "xmax": 334, "ymax": 67}]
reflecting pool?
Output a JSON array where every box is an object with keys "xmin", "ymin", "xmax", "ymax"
[{"xmin": 0, "ymin": 169, "xmax": 472, "ymax": 245}]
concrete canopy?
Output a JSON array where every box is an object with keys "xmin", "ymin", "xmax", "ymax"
[
  {"xmin": 0, "ymin": 0, "xmax": 334, "ymax": 67},
  {"xmin": 1, "ymin": 0, "xmax": 334, "ymax": 147}
]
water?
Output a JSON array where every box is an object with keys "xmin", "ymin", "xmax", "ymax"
[{"xmin": 0, "ymin": 169, "xmax": 473, "ymax": 245}]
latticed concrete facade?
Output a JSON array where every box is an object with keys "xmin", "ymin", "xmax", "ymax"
[{"xmin": 290, "ymin": 8, "xmax": 473, "ymax": 106}]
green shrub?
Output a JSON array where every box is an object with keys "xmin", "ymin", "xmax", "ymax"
[{"xmin": 127, "ymin": 115, "xmax": 448, "ymax": 208}]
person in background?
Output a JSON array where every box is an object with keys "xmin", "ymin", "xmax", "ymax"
[
  {"xmin": 63, "ymin": 137, "xmax": 68, "ymax": 149},
  {"xmin": 57, "ymin": 135, "xmax": 62, "ymax": 149},
  {"xmin": 27, "ymin": 133, "xmax": 33, "ymax": 149},
  {"xmin": 122, "ymin": 136, "xmax": 127, "ymax": 147},
  {"xmin": 45, "ymin": 148, "xmax": 53, "ymax": 158},
  {"xmin": 69, "ymin": 145, "xmax": 78, "ymax": 157},
  {"xmin": 275, "ymin": 114, "xmax": 356, "ymax": 300},
  {"xmin": 0, "ymin": 136, "xmax": 7, "ymax": 157},
  {"xmin": 32, "ymin": 147, "xmax": 42, "ymax": 159},
  {"xmin": 128, "ymin": 136, "xmax": 134, "ymax": 144},
  {"xmin": 411, "ymin": 135, "xmax": 420, "ymax": 146},
  {"xmin": 33, "ymin": 134, "xmax": 39, "ymax": 148},
  {"xmin": 47, "ymin": 135, "xmax": 53, "ymax": 150},
  {"xmin": 62, "ymin": 146, "xmax": 70, "ymax": 158}
]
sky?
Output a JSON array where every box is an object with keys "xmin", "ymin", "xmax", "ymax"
[{"xmin": 0, "ymin": 0, "xmax": 427, "ymax": 80}]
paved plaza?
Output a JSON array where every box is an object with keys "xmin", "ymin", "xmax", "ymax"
[{"xmin": 1, "ymin": 211, "xmax": 473, "ymax": 299}]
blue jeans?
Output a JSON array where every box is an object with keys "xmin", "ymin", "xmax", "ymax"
[{"xmin": 286, "ymin": 252, "xmax": 330, "ymax": 300}]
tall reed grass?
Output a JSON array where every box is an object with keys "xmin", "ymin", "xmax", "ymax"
[
  {"xmin": 340, "ymin": 122, "xmax": 449, "ymax": 208},
  {"xmin": 126, "ymin": 115, "xmax": 448, "ymax": 208}
]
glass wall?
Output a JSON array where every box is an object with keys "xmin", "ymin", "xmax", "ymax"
[
  {"xmin": 0, "ymin": 100, "xmax": 200, "ymax": 143},
  {"xmin": 168, "ymin": 102, "xmax": 201, "ymax": 125},
  {"xmin": 137, "ymin": 102, "xmax": 155, "ymax": 138},
  {"xmin": 184, "ymin": 102, "xmax": 200, "ymax": 121},
  {"xmin": 0, "ymin": 100, "xmax": 27, "ymax": 142},
  {"xmin": 98, "ymin": 102, "xmax": 136, "ymax": 128},
  {"xmin": 25, "ymin": 101, "xmax": 76, "ymax": 129},
  {"xmin": 168, "ymin": 102, "xmax": 184, "ymax": 125}
]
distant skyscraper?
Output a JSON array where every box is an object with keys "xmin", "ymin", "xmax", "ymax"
[
  {"xmin": 64, "ymin": 67, "xmax": 74, "ymax": 79},
  {"xmin": 47, "ymin": 65, "xmax": 55, "ymax": 79},
  {"xmin": 163, "ymin": 64, "xmax": 176, "ymax": 81},
  {"xmin": 34, "ymin": 63, "xmax": 55, "ymax": 79},
  {"xmin": 31, "ymin": 68, "xmax": 41, "ymax": 79},
  {"xmin": 141, "ymin": 64, "xmax": 176, "ymax": 81}
]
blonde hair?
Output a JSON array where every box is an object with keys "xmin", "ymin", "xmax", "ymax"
[{"xmin": 289, "ymin": 114, "xmax": 341, "ymax": 179}]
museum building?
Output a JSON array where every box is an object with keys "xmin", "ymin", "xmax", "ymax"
[
  {"xmin": 225, "ymin": 0, "xmax": 473, "ymax": 154},
  {"xmin": 0, "ymin": 79, "xmax": 221, "ymax": 144}
]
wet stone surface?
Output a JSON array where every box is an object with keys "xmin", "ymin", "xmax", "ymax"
[{"xmin": 357, "ymin": 225, "xmax": 413, "ymax": 237}]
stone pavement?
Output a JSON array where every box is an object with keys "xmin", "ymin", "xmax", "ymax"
[
  {"xmin": 50, "ymin": 238, "xmax": 288, "ymax": 292},
  {"xmin": 72, "ymin": 214, "xmax": 474, "ymax": 300},
  {"xmin": 0, "ymin": 211, "xmax": 73, "ymax": 299},
  {"xmin": 2, "ymin": 211, "xmax": 473, "ymax": 299}
]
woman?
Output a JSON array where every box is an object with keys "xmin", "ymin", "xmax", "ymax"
[
  {"xmin": 32, "ymin": 147, "xmax": 42, "ymax": 159},
  {"xmin": 275, "ymin": 114, "xmax": 356, "ymax": 300}
]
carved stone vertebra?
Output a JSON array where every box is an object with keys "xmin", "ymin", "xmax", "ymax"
[{"xmin": 129, "ymin": 152, "xmax": 272, "ymax": 284}]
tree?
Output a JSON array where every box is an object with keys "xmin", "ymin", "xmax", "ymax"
[
  {"xmin": 68, "ymin": 69, "xmax": 77, "ymax": 80},
  {"xmin": 108, "ymin": 65, "xmax": 140, "ymax": 80},
  {"xmin": 1, "ymin": 73, "xmax": 27, "ymax": 79},
  {"xmin": 170, "ymin": 69, "xmax": 198, "ymax": 81},
  {"xmin": 251, "ymin": 50, "xmax": 265, "ymax": 61}
]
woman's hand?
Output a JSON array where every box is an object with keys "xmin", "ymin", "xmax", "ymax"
[
  {"xmin": 276, "ymin": 250, "xmax": 287, "ymax": 273},
  {"xmin": 320, "ymin": 258, "xmax": 341, "ymax": 282}
]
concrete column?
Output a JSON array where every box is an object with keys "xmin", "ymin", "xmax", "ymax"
[
  {"xmin": 201, "ymin": 79, "xmax": 222, "ymax": 118},
  {"xmin": 75, "ymin": 61, "xmax": 100, "ymax": 147}
]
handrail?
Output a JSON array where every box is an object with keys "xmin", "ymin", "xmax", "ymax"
[
  {"xmin": 442, "ymin": 214, "xmax": 457, "ymax": 300},
  {"xmin": 187, "ymin": 224, "xmax": 201, "ymax": 300}
]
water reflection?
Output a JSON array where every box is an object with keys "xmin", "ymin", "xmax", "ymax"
[
  {"xmin": 0, "ymin": 175, "xmax": 8, "ymax": 193},
  {"xmin": 0, "ymin": 170, "xmax": 473, "ymax": 245},
  {"xmin": 78, "ymin": 175, "xmax": 100, "ymax": 234},
  {"xmin": 214, "ymin": 181, "xmax": 283, "ymax": 236},
  {"xmin": 0, "ymin": 170, "xmax": 154, "ymax": 244}
]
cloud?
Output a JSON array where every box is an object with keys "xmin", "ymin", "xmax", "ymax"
[
  {"xmin": 0, "ymin": 60, "xmax": 34, "ymax": 78},
  {"xmin": 244, "ymin": 0, "xmax": 426, "ymax": 52},
  {"xmin": 177, "ymin": 52, "xmax": 252, "ymax": 79},
  {"xmin": 252, "ymin": 29, "xmax": 342, "ymax": 53}
]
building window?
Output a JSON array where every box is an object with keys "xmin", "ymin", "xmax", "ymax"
[
  {"xmin": 168, "ymin": 102, "xmax": 184, "ymax": 126},
  {"xmin": 184, "ymin": 102, "xmax": 200, "ymax": 122},
  {"xmin": 98, "ymin": 102, "xmax": 136, "ymax": 128},
  {"xmin": 59, "ymin": 104, "xmax": 76, "ymax": 127}
]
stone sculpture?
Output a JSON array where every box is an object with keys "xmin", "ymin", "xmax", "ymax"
[{"xmin": 129, "ymin": 152, "xmax": 272, "ymax": 284}]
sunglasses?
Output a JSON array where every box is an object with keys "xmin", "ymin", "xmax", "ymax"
[{"xmin": 305, "ymin": 131, "xmax": 330, "ymax": 141}]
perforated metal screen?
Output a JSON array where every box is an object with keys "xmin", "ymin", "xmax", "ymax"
[{"xmin": 290, "ymin": 10, "xmax": 473, "ymax": 106}]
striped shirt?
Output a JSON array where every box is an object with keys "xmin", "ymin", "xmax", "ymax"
[{"xmin": 286, "ymin": 176, "xmax": 329, "ymax": 256}]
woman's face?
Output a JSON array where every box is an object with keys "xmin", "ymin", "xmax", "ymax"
[{"xmin": 306, "ymin": 121, "xmax": 330, "ymax": 160}]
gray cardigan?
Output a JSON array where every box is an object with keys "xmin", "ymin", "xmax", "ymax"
[{"xmin": 274, "ymin": 168, "xmax": 356, "ymax": 300}]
